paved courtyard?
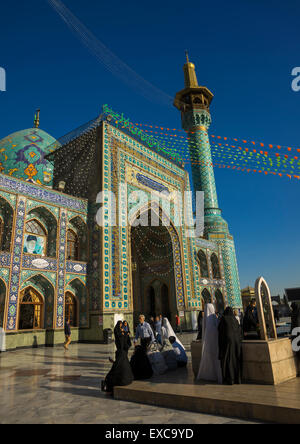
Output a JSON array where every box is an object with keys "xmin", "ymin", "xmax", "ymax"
[{"xmin": 0, "ymin": 334, "xmax": 258, "ymax": 424}]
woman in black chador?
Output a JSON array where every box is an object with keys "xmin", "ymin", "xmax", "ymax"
[
  {"xmin": 130, "ymin": 339, "xmax": 153, "ymax": 380},
  {"xmin": 101, "ymin": 321, "xmax": 133, "ymax": 394},
  {"xmin": 197, "ymin": 311, "xmax": 204, "ymax": 340},
  {"xmin": 218, "ymin": 307, "xmax": 243, "ymax": 385}
]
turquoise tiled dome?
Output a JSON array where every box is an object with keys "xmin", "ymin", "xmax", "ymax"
[{"xmin": 0, "ymin": 127, "xmax": 58, "ymax": 186}]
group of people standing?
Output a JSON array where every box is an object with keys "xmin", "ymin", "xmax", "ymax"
[
  {"xmin": 197, "ymin": 304, "xmax": 243, "ymax": 385},
  {"xmin": 100, "ymin": 301, "xmax": 300, "ymax": 393},
  {"xmin": 101, "ymin": 314, "xmax": 187, "ymax": 395}
]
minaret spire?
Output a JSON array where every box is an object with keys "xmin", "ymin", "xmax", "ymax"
[
  {"xmin": 174, "ymin": 56, "xmax": 216, "ymax": 212},
  {"xmin": 34, "ymin": 109, "xmax": 40, "ymax": 128},
  {"xmin": 183, "ymin": 51, "xmax": 199, "ymax": 88}
]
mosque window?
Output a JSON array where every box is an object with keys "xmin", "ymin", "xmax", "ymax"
[
  {"xmin": 0, "ymin": 197, "xmax": 14, "ymax": 253},
  {"xmin": 24, "ymin": 219, "xmax": 47, "ymax": 256},
  {"xmin": 211, "ymin": 253, "xmax": 221, "ymax": 279},
  {"xmin": 198, "ymin": 250, "xmax": 209, "ymax": 278},
  {"xmin": 65, "ymin": 292, "xmax": 77, "ymax": 327},
  {"xmin": 67, "ymin": 230, "xmax": 79, "ymax": 261},
  {"xmin": 19, "ymin": 288, "xmax": 44, "ymax": 330}
]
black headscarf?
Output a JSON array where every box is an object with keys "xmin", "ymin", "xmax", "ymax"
[
  {"xmin": 243, "ymin": 304, "xmax": 257, "ymax": 333},
  {"xmin": 122, "ymin": 321, "xmax": 130, "ymax": 333},
  {"xmin": 114, "ymin": 321, "xmax": 125, "ymax": 353},
  {"xmin": 122, "ymin": 321, "xmax": 132, "ymax": 352},
  {"xmin": 224, "ymin": 307, "xmax": 235, "ymax": 317}
]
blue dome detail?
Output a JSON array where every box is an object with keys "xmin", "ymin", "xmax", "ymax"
[{"xmin": 0, "ymin": 128, "xmax": 58, "ymax": 186}]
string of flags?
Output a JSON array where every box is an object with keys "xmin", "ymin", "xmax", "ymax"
[{"xmin": 130, "ymin": 124, "xmax": 300, "ymax": 180}]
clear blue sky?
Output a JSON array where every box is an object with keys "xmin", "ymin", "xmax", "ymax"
[{"xmin": 0, "ymin": 0, "xmax": 299, "ymax": 296}]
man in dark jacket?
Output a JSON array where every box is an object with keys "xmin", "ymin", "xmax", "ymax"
[{"xmin": 64, "ymin": 319, "xmax": 71, "ymax": 350}]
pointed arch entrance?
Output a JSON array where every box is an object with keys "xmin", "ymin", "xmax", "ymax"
[
  {"xmin": 19, "ymin": 274, "xmax": 55, "ymax": 330},
  {"xmin": 130, "ymin": 204, "xmax": 184, "ymax": 327},
  {"xmin": 65, "ymin": 291, "xmax": 78, "ymax": 327},
  {"xmin": 19, "ymin": 287, "xmax": 44, "ymax": 330}
]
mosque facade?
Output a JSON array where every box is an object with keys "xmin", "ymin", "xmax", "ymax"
[{"xmin": 0, "ymin": 60, "xmax": 242, "ymax": 350}]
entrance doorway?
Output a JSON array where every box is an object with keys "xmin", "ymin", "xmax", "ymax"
[
  {"xmin": 19, "ymin": 287, "xmax": 44, "ymax": 330},
  {"xmin": 145, "ymin": 282, "xmax": 171, "ymax": 321},
  {"xmin": 131, "ymin": 209, "xmax": 177, "ymax": 327}
]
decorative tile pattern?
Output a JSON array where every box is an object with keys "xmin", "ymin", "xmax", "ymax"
[
  {"xmin": 88, "ymin": 204, "xmax": 102, "ymax": 312},
  {"xmin": 0, "ymin": 267, "xmax": 10, "ymax": 284},
  {"xmin": 65, "ymin": 261, "xmax": 87, "ymax": 275},
  {"xmin": 0, "ymin": 174, "xmax": 87, "ymax": 212},
  {"xmin": 214, "ymin": 237, "xmax": 242, "ymax": 308},
  {"xmin": 26, "ymin": 199, "xmax": 59, "ymax": 219},
  {"xmin": 6, "ymin": 197, "xmax": 26, "ymax": 330},
  {"xmin": 22, "ymin": 254, "xmax": 58, "ymax": 271},
  {"xmin": 67, "ymin": 210, "xmax": 88, "ymax": 223},
  {"xmin": 102, "ymin": 123, "xmax": 193, "ymax": 312},
  {"xmin": 20, "ymin": 270, "xmax": 57, "ymax": 288},
  {"xmin": 65, "ymin": 274, "xmax": 87, "ymax": 285},
  {"xmin": 0, "ymin": 252, "xmax": 11, "ymax": 267},
  {"xmin": 0, "ymin": 128, "xmax": 55, "ymax": 186},
  {"xmin": 195, "ymin": 238, "xmax": 218, "ymax": 251},
  {"xmin": 56, "ymin": 210, "xmax": 67, "ymax": 328},
  {"xmin": 136, "ymin": 173, "xmax": 170, "ymax": 194},
  {"xmin": 0, "ymin": 190, "xmax": 16, "ymax": 208}
]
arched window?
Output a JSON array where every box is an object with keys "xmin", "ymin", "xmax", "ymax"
[
  {"xmin": 215, "ymin": 289, "xmax": 225, "ymax": 314},
  {"xmin": 202, "ymin": 288, "xmax": 211, "ymax": 304},
  {"xmin": 198, "ymin": 250, "xmax": 209, "ymax": 278},
  {"xmin": 19, "ymin": 287, "xmax": 44, "ymax": 330},
  {"xmin": 67, "ymin": 230, "xmax": 79, "ymax": 261},
  {"xmin": 65, "ymin": 292, "xmax": 77, "ymax": 327},
  {"xmin": 0, "ymin": 197, "xmax": 14, "ymax": 252},
  {"xmin": 0, "ymin": 217, "xmax": 3, "ymax": 251},
  {"xmin": 24, "ymin": 219, "xmax": 47, "ymax": 256},
  {"xmin": 68, "ymin": 217, "xmax": 88, "ymax": 262},
  {"xmin": 211, "ymin": 253, "xmax": 221, "ymax": 279}
]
